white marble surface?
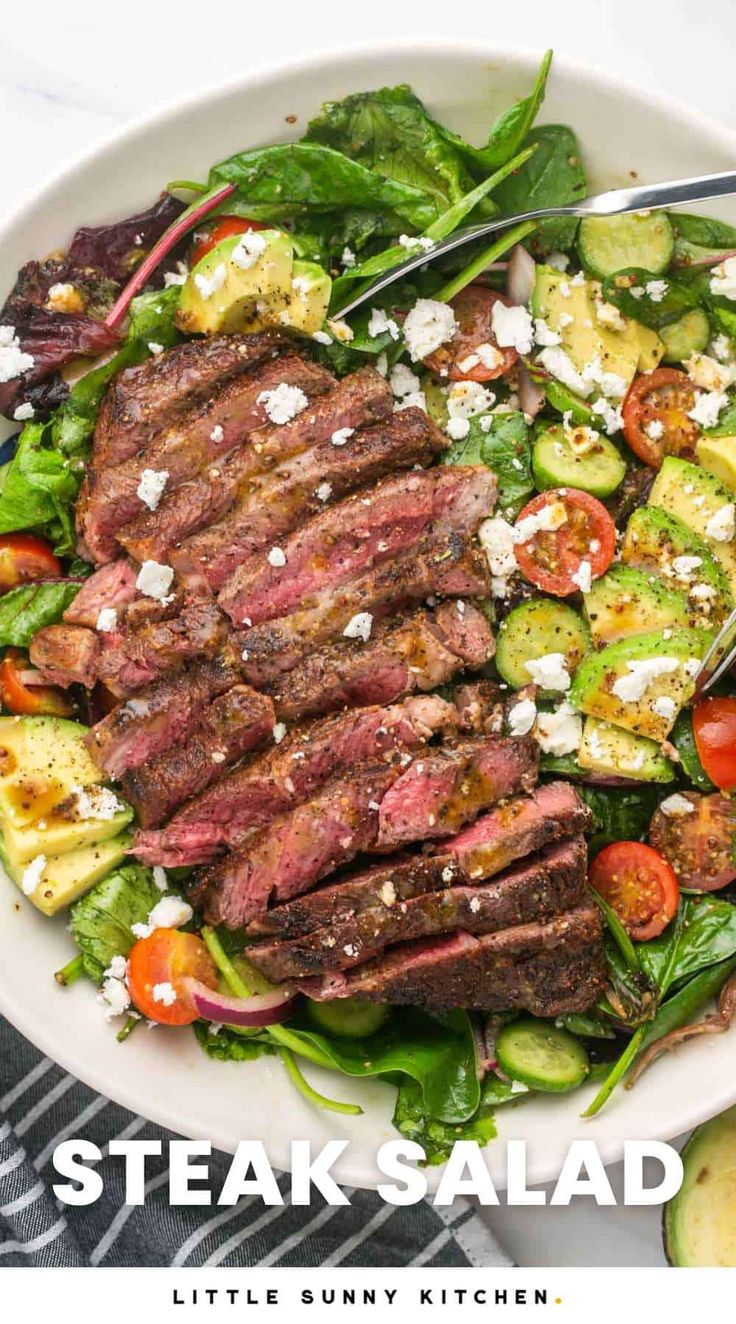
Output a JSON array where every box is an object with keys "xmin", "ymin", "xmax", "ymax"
[{"xmin": 0, "ymin": 0, "xmax": 732, "ymax": 1269}]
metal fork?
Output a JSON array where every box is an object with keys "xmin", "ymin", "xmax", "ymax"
[
  {"xmin": 333, "ymin": 169, "xmax": 736, "ymax": 319},
  {"xmin": 695, "ymin": 606, "xmax": 736, "ymax": 695}
]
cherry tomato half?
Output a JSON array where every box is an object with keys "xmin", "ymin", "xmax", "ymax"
[
  {"xmin": 424, "ymin": 286, "xmax": 518, "ymax": 382},
  {"xmin": 190, "ymin": 216, "xmax": 266, "ymax": 267},
  {"xmin": 127, "ymin": 929, "xmax": 218, "ymax": 1026},
  {"xmin": 0, "ymin": 533, "xmax": 61, "ymax": 594},
  {"xmin": 589, "ymin": 841, "xmax": 680, "ymax": 941},
  {"xmin": 0, "ymin": 648, "xmax": 72, "ymax": 717},
  {"xmin": 693, "ymin": 696, "xmax": 736, "ymax": 793},
  {"xmin": 513, "ymin": 488, "xmax": 617, "ymax": 596},
  {"xmin": 649, "ymin": 790, "xmax": 736, "ymax": 892},
  {"xmin": 622, "ymin": 368, "xmax": 700, "ymax": 467}
]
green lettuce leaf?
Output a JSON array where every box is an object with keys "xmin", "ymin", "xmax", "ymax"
[
  {"xmin": 493, "ymin": 125, "xmax": 587, "ymax": 254},
  {"xmin": 443, "ymin": 411, "xmax": 533, "ymax": 518},
  {"xmin": 0, "ymin": 422, "xmax": 80, "ymax": 554},
  {"xmin": 0, "ymin": 580, "xmax": 81, "ymax": 647},
  {"xmin": 193, "ymin": 1023, "xmax": 276, "ymax": 1062},
  {"xmin": 69, "ymin": 863, "xmax": 163, "ymax": 983}
]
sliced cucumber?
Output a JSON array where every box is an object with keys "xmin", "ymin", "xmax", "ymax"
[
  {"xmin": 670, "ymin": 709, "xmax": 715, "ymax": 792},
  {"xmin": 495, "ymin": 598, "xmax": 591, "ymax": 692},
  {"xmin": 495, "ymin": 1017, "xmax": 589, "ymax": 1093},
  {"xmin": 659, "ymin": 307, "xmax": 710, "ymax": 364},
  {"xmin": 306, "ymin": 998, "xmax": 390, "ymax": 1039},
  {"xmin": 664, "ymin": 1105, "xmax": 736, "ymax": 1266},
  {"xmin": 532, "ymin": 423, "xmax": 625, "ymax": 498},
  {"xmin": 577, "ymin": 212, "xmax": 674, "ymax": 279},
  {"xmin": 544, "ymin": 379, "xmax": 596, "ymax": 426}
]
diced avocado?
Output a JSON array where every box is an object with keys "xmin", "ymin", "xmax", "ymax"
[
  {"xmin": 177, "ymin": 229, "xmax": 294, "ymax": 335},
  {"xmin": 278, "ymin": 261, "xmax": 331, "ymax": 335},
  {"xmin": 0, "ymin": 715, "xmax": 107, "ymax": 828},
  {"xmin": 621, "ymin": 505, "xmax": 733, "ymax": 629},
  {"xmin": 649, "ymin": 457, "xmax": 736, "ymax": 596},
  {"xmin": 568, "ymin": 626, "xmax": 711, "ymax": 741},
  {"xmin": 578, "ymin": 716, "xmax": 675, "ymax": 783},
  {"xmin": 531, "ymin": 268, "xmax": 663, "ymax": 395},
  {"xmin": 697, "ymin": 435, "xmax": 736, "ymax": 495},
  {"xmin": 1, "ymin": 800, "xmax": 132, "ymax": 868},
  {"xmin": 0, "ymin": 832, "xmax": 131, "ymax": 917},
  {"xmin": 583, "ymin": 564, "xmax": 691, "ymax": 644},
  {"xmin": 577, "ymin": 212, "xmax": 674, "ymax": 279},
  {"xmin": 495, "ymin": 598, "xmax": 591, "ymax": 693},
  {"xmin": 660, "ymin": 308, "xmax": 710, "ymax": 364},
  {"xmin": 664, "ymin": 1104, "xmax": 736, "ymax": 1267}
]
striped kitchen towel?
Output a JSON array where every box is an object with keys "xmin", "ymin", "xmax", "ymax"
[{"xmin": 0, "ymin": 1016, "xmax": 511, "ymax": 1268}]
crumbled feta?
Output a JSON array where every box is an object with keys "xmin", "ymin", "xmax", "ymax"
[
  {"xmin": 475, "ymin": 342, "xmax": 504, "ymax": 372},
  {"xmin": 135, "ymin": 560, "xmax": 174, "ymax": 602},
  {"xmin": 379, "ymin": 880, "xmax": 396, "ymax": 907},
  {"xmin": 591, "ymin": 397, "xmax": 623, "ymax": 436},
  {"xmin": 514, "ymin": 501, "xmax": 567, "ymax": 544},
  {"xmin": 164, "ymin": 262, "xmax": 189, "ymax": 287},
  {"xmin": 327, "ymin": 319, "xmax": 354, "ymax": 343},
  {"xmin": 341, "ymin": 245, "xmax": 356, "ymax": 268},
  {"xmin": 688, "ymin": 390, "xmax": 728, "ymax": 429},
  {"xmin": 595, "ymin": 300, "xmax": 627, "ymax": 331},
  {"xmin": 46, "ymin": 282, "xmax": 84, "ymax": 314},
  {"xmin": 611, "ymin": 656, "xmax": 680, "ymax": 703},
  {"xmin": 147, "ymin": 342, "xmax": 164, "ymax": 356},
  {"xmin": 645, "ymin": 418, "xmax": 665, "ymax": 441},
  {"xmin": 581, "ymin": 356, "xmax": 627, "ymax": 400},
  {"xmin": 660, "ymin": 793, "xmax": 696, "ymax": 817},
  {"xmin": 478, "ymin": 517, "xmax": 517, "ymax": 597},
  {"xmin": 389, "ymin": 363, "xmax": 421, "ymax": 398},
  {"xmin": 148, "ymin": 895, "xmax": 193, "ymax": 930},
  {"xmin": 96, "ymin": 607, "xmax": 117, "ymax": 633},
  {"xmin": 343, "ymin": 612, "xmax": 373, "ymax": 642},
  {"xmin": 272, "ymin": 722, "xmax": 287, "ymax": 744},
  {"xmin": 685, "ymin": 352, "xmax": 736, "ymax": 394},
  {"xmin": 98, "ymin": 972, "xmax": 131, "ymax": 1020},
  {"xmin": 105, "ymin": 955, "xmax": 128, "ymax": 981},
  {"xmin": 491, "ymin": 302, "xmax": 534, "ymax": 354},
  {"xmin": 153, "ymin": 866, "xmax": 168, "ymax": 892},
  {"xmin": 402, "ymin": 299, "xmax": 457, "ymax": 361},
  {"xmin": 652, "ymin": 695, "xmax": 677, "ymax": 720},
  {"xmin": 524, "ymin": 653, "xmax": 571, "ymax": 692},
  {"xmin": 468, "ymin": 895, "xmax": 482, "ymax": 914},
  {"xmin": 267, "ymin": 546, "xmax": 287, "ymax": 568},
  {"xmin": 72, "ymin": 784, "xmax": 124, "ymax": 821},
  {"xmin": 507, "ymin": 697, "xmax": 537, "ymax": 736},
  {"xmin": 534, "ymin": 702, "xmax": 582, "ymax": 755},
  {"xmin": 393, "ymin": 391, "xmax": 427, "ymax": 414},
  {"xmin": 398, "ymin": 234, "xmax": 434, "ymax": 253},
  {"xmin": 536, "ymin": 346, "xmax": 590, "ymax": 397},
  {"xmin": 710, "ymin": 256, "xmax": 736, "ymax": 301},
  {"xmin": 710, "ymin": 334, "xmax": 734, "ymax": 363},
  {"xmin": 13, "ymin": 401, "xmax": 34, "ymax": 421},
  {"xmin": 258, "ymin": 383, "xmax": 308, "ymax": 425},
  {"xmin": 152, "ymin": 982, "xmax": 177, "ymax": 1006},
  {"xmin": 231, "ymin": 230, "xmax": 267, "ymax": 270},
  {"xmin": 315, "ymin": 481, "xmax": 332, "ymax": 502},
  {"xmin": 565, "ymin": 425, "xmax": 598, "ymax": 455},
  {"xmin": 571, "ymin": 560, "xmax": 592, "ymax": 593},
  {"xmin": 0, "ymin": 326, "xmax": 34, "ymax": 384},
  {"xmin": 331, "ymin": 427, "xmax": 355, "ymax": 446},
  {"xmin": 671, "ymin": 554, "xmax": 702, "ymax": 581},
  {"xmin": 447, "ymin": 380, "xmax": 496, "ymax": 420},
  {"xmin": 210, "ymin": 424, "xmax": 224, "ymax": 443},
  {"xmin": 645, "ymin": 279, "xmax": 668, "ymax": 303},
  {"xmin": 136, "ymin": 467, "xmax": 169, "ymax": 512},
  {"xmin": 446, "ymin": 417, "xmax": 470, "ymax": 441},
  {"xmin": 705, "ymin": 503, "xmax": 735, "ymax": 543},
  {"xmin": 312, "ymin": 330, "xmax": 332, "ymax": 345},
  {"xmin": 534, "ymin": 318, "xmax": 561, "ymax": 347},
  {"xmin": 367, "ymin": 308, "xmax": 400, "ymax": 341},
  {"xmin": 21, "ymin": 854, "xmax": 46, "ymax": 896},
  {"xmin": 193, "ymin": 263, "xmax": 226, "ymax": 299}
]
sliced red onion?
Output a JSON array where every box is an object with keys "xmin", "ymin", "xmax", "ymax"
[
  {"xmin": 506, "ymin": 243, "xmax": 536, "ymax": 307},
  {"xmin": 577, "ymin": 772, "xmax": 645, "ymax": 788},
  {"xmin": 189, "ymin": 980, "xmax": 295, "ymax": 1027},
  {"xmin": 517, "ymin": 364, "xmax": 545, "ymax": 419}
]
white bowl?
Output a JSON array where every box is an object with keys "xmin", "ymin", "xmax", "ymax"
[{"xmin": 2, "ymin": 40, "xmax": 735, "ymax": 1191}]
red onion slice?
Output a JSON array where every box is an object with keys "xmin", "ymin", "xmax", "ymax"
[
  {"xmin": 517, "ymin": 364, "xmax": 545, "ymax": 419},
  {"xmin": 506, "ymin": 243, "xmax": 536, "ymax": 308},
  {"xmin": 189, "ymin": 980, "xmax": 295, "ymax": 1027}
]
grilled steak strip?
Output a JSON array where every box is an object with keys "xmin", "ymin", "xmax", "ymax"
[
  {"xmin": 171, "ymin": 407, "xmax": 443, "ymax": 594},
  {"xmin": 132, "ymin": 694, "xmax": 458, "ymax": 867},
  {"xmin": 94, "ymin": 595, "xmax": 227, "ymax": 697},
  {"xmin": 238, "ymin": 533, "xmax": 492, "ymax": 686},
  {"xmin": 80, "ymin": 351, "xmax": 334, "ymax": 562},
  {"xmin": 86, "ymin": 649, "xmax": 242, "ymax": 778},
  {"xmin": 248, "ymin": 837, "xmax": 589, "ymax": 981},
  {"xmin": 62, "ymin": 560, "xmax": 139, "ymax": 627},
  {"xmin": 301, "ymin": 905, "xmax": 607, "ymax": 1016},
  {"xmin": 123, "ymin": 366, "xmax": 393, "ymax": 567},
  {"xmin": 269, "ymin": 601, "xmax": 495, "ymax": 723},
  {"xmin": 93, "ymin": 332, "xmax": 285, "ymax": 467},
  {"xmin": 220, "ymin": 463, "xmax": 495, "ymax": 627},
  {"xmin": 122, "ymin": 685, "xmax": 275, "ymax": 828},
  {"xmin": 29, "ymin": 624, "xmax": 100, "ymax": 688}
]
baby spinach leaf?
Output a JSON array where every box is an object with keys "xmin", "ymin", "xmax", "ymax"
[
  {"xmin": 637, "ymin": 895, "xmax": 736, "ymax": 995},
  {"xmin": 670, "ymin": 212, "xmax": 736, "ymax": 268},
  {"xmin": 393, "ymin": 1076, "xmax": 498, "ymax": 1165},
  {"xmin": 602, "ymin": 268, "xmax": 700, "ymax": 329},
  {"xmin": 443, "ymin": 411, "xmax": 533, "ymax": 518},
  {"xmin": 0, "ymin": 422, "xmax": 80, "ymax": 554},
  {"xmin": 194, "ymin": 1023, "xmax": 276, "ymax": 1062},
  {"xmin": 69, "ymin": 863, "xmax": 162, "ymax": 984},
  {"xmin": 578, "ymin": 784, "xmax": 663, "ymax": 856},
  {"xmin": 493, "ymin": 125, "xmax": 587, "ymax": 254},
  {"xmin": 0, "ymin": 580, "xmax": 81, "ymax": 647},
  {"xmin": 439, "ymin": 50, "xmax": 552, "ymax": 173}
]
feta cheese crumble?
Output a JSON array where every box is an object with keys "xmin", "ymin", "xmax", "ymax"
[
  {"xmin": 193, "ymin": 263, "xmax": 226, "ymax": 300},
  {"xmin": 72, "ymin": 785, "xmax": 125, "ymax": 821},
  {"xmin": 507, "ymin": 697, "xmax": 537, "ymax": 736},
  {"xmin": 447, "ymin": 380, "xmax": 496, "ymax": 420},
  {"xmin": 688, "ymin": 390, "xmax": 728, "ymax": 429},
  {"xmin": 402, "ymin": 299, "xmax": 457, "ymax": 361},
  {"xmin": 536, "ymin": 346, "xmax": 589, "ymax": 397},
  {"xmin": 367, "ymin": 309, "xmax": 400, "ymax": 341},
  {"xmin": 231, "ymin": 230, "xmax": 267, "ymax": 270},
  {"xmin": 315, "ymin": 482, "xmax": 332, "ymax": 502},
  {"xmin": 135, "ymin": 560, "xmax": 174, "ymax": 602},
  {"xmin": 152, "ymin": 982, "xmax": 177, "ymax": 1006},
  {"xmin": 514, "ymin": 501, "xmax": 567, "ymax": 544},
  {"xmin": 534, "ymin": 702, "xmax": 582, "ymax": 755},
  {"xmin": 210, "ymin": 424, "xmax": 224, "ymax": 443},
  {"xmin": 258, "ymin": 383, "xmax": 308, "ymax": 425},
  {"xmin": 652, "ymin": 695, "xmax": 677, "ymax": 721},
  {"xmin": 331, "ymin": 427, "xmax": 355, "ymax": 446},
  {"xmin": 96, "ymin": 607, "xmax": 117, "ymax": 633},
  {"xmin": 491, "ymin": 302, "xmax": 534, "ymax": 354},
  {"xmin": 0, "ymin": 325, "xmax": 34, "ymax": 384},
  {"xmin": 148, "ymin": 896, "xmax": 193, "ymax": 930},
  {"xmin": 571, "ymin": 560, "xmax": 592, "ymax": 594},
  {"xmin": 136, "ymin": 467, "xmax": 169, "ymax": 512},
  {"xmin": 660, "ymin": 793, "xmax": 696, "ymax": 817},
  {"xmin": 705, "ymin": 503, "xmax": 735, "ymax": 543},
  {"xmin": 13, "ymin": 401, "xmax": 34, "ymax": 421},
  {"xmin": 611, "ymin": 656, "xmax": 680, "ymax": 703},
  {"xmin": 341, "ymin": 246, "xmax": 356, "ymax": 268},
  {"xmin": 478, "ymin": 517, "xmax": 517, "ymax": 597},
  {"xmin": 21, "ymin": 854, "xmax": 46, "ymax": 896},
  {"xmin": 524, "ymin": 653, "xmax": 571, "ymax": 692},
  {"xmin": 272, "ymin": 723, "xmax": 287, "ymax": 745},
  {"xmin": 267, "ymin": 546, "xmax": 287, "ymax": 568},
  {"xmin": 710, "ymin": 256, "xmax": 736, "ymax": 301},
  {"xmin": 389, "ymin": 363, "xmax": 421, "ymax": 398},
  {"xmin": 343, "ymin": 612, "xmax": 373, "ymax": 642},
  {"xmin": 533, "ymin": 318, "xmax": 561, "ymax": 347},
  {"xmin": 446, "ymin": 417, "xmax": 470, "ymax": 441},
  {"xmin": 153, "ymin": 866, "xmax": 168, "ymax": 892}
]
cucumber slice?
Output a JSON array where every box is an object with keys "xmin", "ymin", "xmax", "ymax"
[
  {"xmin": 670, "ymin": 709, "xmax": 715, "ymax": 792},
  {"xmin": 577, "ymin": 212, "xmax": 674, "ymax": 279},
  {"xmin": 664, "ymin": 1105, "xmax": 736, "ymax": 1266},
  {"xmin": 495, "ymin": 598, "xmax": 591, "ymax": 692},
  {"xmin": 659, "ymin": 307, "xmax": 710, "ymax": 364},
  {"xmin": 544, "ymin": 380, "xmax": 596, "ymax": 426},
  {"xmin": 532, "ymin": 423, "xmax": 626, "ymax": 498},
  {"xmin": 306, "ymin": 998, "xmax": 390, "ymax": 1039},
  {"xmin": 495, "ymin": 1017, "xmax": 589, "ymax": 1093}
]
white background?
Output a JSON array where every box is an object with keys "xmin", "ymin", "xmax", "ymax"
[{"xmin": 1, "ymin": 0, "xmax": 732, "ymax": 1269}]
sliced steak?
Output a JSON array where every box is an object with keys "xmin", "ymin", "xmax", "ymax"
[
  {"xmin": 95, "ymin": 595, "xmax": 227, "ymax": 696},
  {"xmin": 62, "ymin": 560, "xmax": 139, "ymax": 627},
  {"xmin": 376, "ymin": 735, "xmax": 539, "ymax": 849},
  {"xmin": 80, "ymin": 351, "xmax": 334, "ymax": 562},
  {"xmin": 438, "ymin": 780, "xmax": 593, "ymax": 880},
  {"xmin": 248, "ymin": 837, "xmax": 589, "ymax": 981},
  {"xmin": 122, "ymin": 366, "xmax": 393, "ymax": 566},
  {"xmin": 29, "ymin": 624, "xmax": 100, "ymax": 688},
  {"xmin": 238, "ymin": 533, "xmax": 491, "ymax": 686},
  {"xmin": 86, "ymin": 649, "xmax": 242, "ymax": 778},
  {"xmin": 122, "ymin": 685, "xmax": 274, "ymax": 828},
  {"xmin": 220, "ymin": 464, "xmax": 495, "ymax": 627},
  {"xmin": 171, "ymin": 406, "xmax": 442, "ymax": 593},
  {"xmin": 302, "ymin": 905, "xmax": 606, "ymax": 1015},
  {"xmin": 196, "ymin": 762, "xmax": 399, "ymax": 927},
  {"xmin": 270, "ymin": 601, "xmax": 496, "ymax": 723},
  {"xmin": 132, "ymin": 694, "xmax": 457, "ymax": 866},
  {"xmin": 93, "ymin": 333, "xmax": 284, "ymax": 467}
]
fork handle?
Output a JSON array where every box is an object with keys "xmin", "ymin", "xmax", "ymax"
[{"xmin": 583, "ymin": 170, "xmax": 736, "ymax": 217}]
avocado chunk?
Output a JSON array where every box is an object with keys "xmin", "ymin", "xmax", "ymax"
[
  {"xmin": 177, "ymin": 229, "xmax": 294, "ymax": 335},
  {"xmin": 531, "ymin": 268, "xmax": 663, "ymax": 395},
  {"xmin": 0, "ymin": 716, "xmax": 112, "ymax": 828},
  {"xmin": 649, "ymin": 457, "xmax": 736, "ymax": 596},
  {"xmin": 697, "ymin": 435, "xmax": 736, "ymax": 495},
  {"xmin": 578, "ymin": 716, "xmax": 674, "ymax": 782},
  {"xmin": 568, "ymin": 626, "xmax": 711, "ymax": 741},
  {"xmin": 0, "ymin": 833, "xmax": 131, "ymax": 917},
  {"xmin": 278, "ymin": 261, "xmax": 332, "ymax": 335},
  {"xmin": 621, "ymin": 505, "xmax": 733, "ymax": 629},
  {"xmin": 583, "ymin": 564, "xmax": 691, "ymax": 644},
  {"xmin": 664, "ymin": 1104, "xmax": 736, "ymax": 1266}
]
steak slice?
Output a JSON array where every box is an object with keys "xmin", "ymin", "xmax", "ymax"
[
  {"xmin": 122, "ymin": 366, "xmax": 393, "ymax": 566},
  {"xmin": 93, "ymin": 333, "xmax": 284, "ymax": 467},
  {"xmin": 80, "ymin": 351, "xmax": 334, "ymax": 562},
  {"xmin": 94, "ymin": 595, "xmax": 227, "ymax": 696},
  {"xmin": 269, "ymin": 601, "xmax": 495, "ymax": 723},
  {"xmin": 86, "ymin": 649, "xmax": 242, "ymax": 778},
  {"xmin": 29, "ymin": 624, "xmax": 100, "ymax": 688},
  {"xmin": 376, "ymin": 735, "xmax": 539, "ymax": 849},
  {"xmin": 132, "ymin": 694, "xmax": 457, "ymax": 866},
  {"xmin": 62, "ymin": 560, "xmax": 139, "ymax": 627},
  {"xmin": 122, "ymin": 685, "xmax": 275, "ymax": 828},
  {"xmin": 172, "ymin": 406, "xmax": 443, "ymax": 593},
  {"xmin": 302, "ymin": 904, "xmax": 606, "ymax": 1015},
  {"xmin": 238, "ymin": 533, "xmax": 491, "ymax": 686},
  {"xmin": 438, "ymin": 780, "xmax": 593, "ymax": 880},
  {"xmin": 248, "ymin": 837, "xmax": 589, "ymax": 981},
  {"xmin": 220, "ymin": 464, "xmax": 495, "ymax": 627},
  {"xmin": 196, "ymin": 762, "xmax": 399, "ymax": 928}
]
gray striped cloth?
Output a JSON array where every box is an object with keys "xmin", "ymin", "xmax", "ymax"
[{"xmin": 0, "ymin": 1016, "xmax": 511, "ymax": 1267}]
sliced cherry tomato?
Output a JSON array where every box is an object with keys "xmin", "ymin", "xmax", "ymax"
[
  {"xmin": 693, "ymin": 696, "xmax": 736, "ymax": 793},
  {"xmin": 513, "ymin": 488, "xmax": 616, "ymax": 596},
  {"xmin": 589, "ymin": 841, "xmax": 680, "ymax": 941},
  {"xmin": 0, "ymin": 533, "xmax": 61, "ymax": 594},
  {"xmin": 0, "ymin": 648, "xmax": 72, "ymax": 716},
  {"xmin": 190, "ymin": 216, "xmax": 266, "ymax": 267},
  {"xmin": 650, "ymin": 790, "xmax": 736, "ymax": 892},
  {"xmin": 621, "ymin": 368, "xmax": 700, "ymax": 467},
  {"xmin": 127, "ymin": 929, "xmax": 218, "ymax": 1026},
  {"xmin": 423, "ymin": 286, "xmax": 518, "ymax": 382}
]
